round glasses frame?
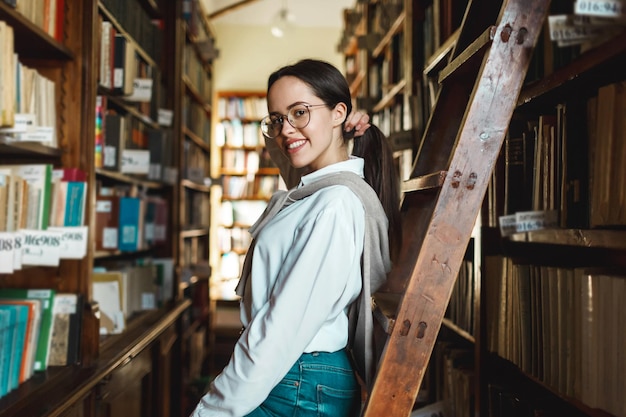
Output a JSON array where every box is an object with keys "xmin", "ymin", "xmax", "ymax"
[{"xmin": 260, "ymin": 103, "xmax": 327, "ymax": 139}]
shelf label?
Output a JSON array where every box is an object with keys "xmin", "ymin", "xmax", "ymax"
[
  {"xmin": 575, "ymin": 0, "xmax": 623, "ymax": 17},
  {"xmin": 514, "ymin": 210, "xmax": 558, "ymax": 233},
  {"xmin": 548, "ymin": 14, "xmax": 608, "ymax": 43},
  {"xmin": 20, "ymin": 229, "xmax": 62, "ymax": 266},
  {"xmin": 48, "ymin": 226, "xmax": 88, "ymax": 260},
  {"xmin": 127, "ymin": 78, "xmax": 153, "ymax": 102},
  {"xmin": 103, "ymin": 227, "xmax": 118, "ymax": 249},
  {"xmin": 121, "ymin": 149, "xmax": 150, "ymax": 174},
  {"xmin": 158, "ymin": 108, "xmax": 173, "ymax": 127},
  {"xmin": 498, "ymin": 214, "xmax": 518, "ymax": 237},
  {"xmin": 0, "ymin": 113, "xmax": 36, "ymax": 133}
]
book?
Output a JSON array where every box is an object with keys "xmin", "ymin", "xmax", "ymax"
[
  {"xmin": 98, "ymin": 21, "xmax": 114, "ymax": 90},
  {"xmin": 94, "ymin": 194, "xmax": 119, "ymax": 251},
  {"xmin": 151, "ymin": 258, "xmax": 174, "ymax": 306},
  {"xmin": 0, "ymin": 164, "xmax": 54, "ymax": 230},
  {"xmin": 0, "ymin": 303, "xmax": 28, "ymax": 393},
  {"xmin": 112, "ymin": 34, "xmax": 136, "ymax": 96},
  {"xmin": 48, "ymin": 293, "xmax": 82, "ymax": 366},
  {"xmin": 147, "ymin": 129, "xmax": 169, "ymax": 181},
  {"xmin": 0, "ymin": 307, "xmax": 15, "ymax": 396},
  {"xmin": 103, "ymin": 113, "xmax": 126, "ymax": 171},
  {"xmin": 0, "ymin": 298, "xmax": 40, "ymax": 381},
  {"xmin": 118, "ymin": 196, "xmax": 141, "ymax": 251},
  {"xmin": 49, "ymin": 180, "xmax": 86, "ymax": 227},
  {"xmin": 125, "ymin": 265, "xmax": 157, "ymax": 316},
  {"xmin": 92, "ymin": 271, "xmax": 126, "ymax": 335},
  {"xmin": 0, "ymin": 289, "xmax": 55, "ymax": 372},
  {"xmin": 63, "ymin": 182, "xmax": 86, "ymax": 226}
]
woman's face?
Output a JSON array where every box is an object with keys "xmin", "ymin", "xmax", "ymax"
[{"xmin": 266, "ymin": 76, "xmax": 348, "ymax": 172}]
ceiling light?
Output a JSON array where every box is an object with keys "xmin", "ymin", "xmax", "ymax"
[{"xmin": 270, "ymin": 1, "xmax": 294, "ymax": 38}]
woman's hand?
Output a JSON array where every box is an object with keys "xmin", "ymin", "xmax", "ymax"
[{"xmin": 344, "ymin": 110, "xmax": 371, "ymax": 138}]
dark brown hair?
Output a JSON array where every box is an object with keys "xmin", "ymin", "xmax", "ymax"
[{"xmin": 268, "ymin": 59, "xmax": 402, "ymax": 259}]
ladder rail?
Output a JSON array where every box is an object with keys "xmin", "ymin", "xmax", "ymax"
[{"xmin": 364, "ymin": 1, "xmax": 552, "ymax": 416}]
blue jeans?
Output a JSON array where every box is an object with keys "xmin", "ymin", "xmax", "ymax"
[{"xmin": 245, "ymin": 350, "xmax": 361, "ymax": 417}]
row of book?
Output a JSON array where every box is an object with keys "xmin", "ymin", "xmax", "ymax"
[
  {"xmin": 92, "ymin": 259, "xmax": 173, "ymax": 335},
  {"xmin": 183, "ymin": 140, "xmax": 209, "ymax": 184},
  {"xmin": 98, "ymin": 18, "xmax": 162, "ymax": 121},
  {"xmin": 0, "ymin": 165, "xmax": 88, "ymax": 271},
  {"xmin": 216, "ymin": 226, "xmax": 252, "ymax": 255},
  {"xmin": 0, "ymin": 288, "xmax": 82, "ymax": 399},
  {"xmin": 0, "ymin": 22, "xmax": 57, "ymax": 146},
  {"xmin": 215, "ymin": 120, "xmax": 265, "ymax": 148},
  {"xmin": 484, "ymin": 256, "xmax": 626, "ymax": 417},
  {"xmin": 183, "ymin": 190, "xmax": 209, "ymax": 228},
  {"xmin": 94, "ymin": 187, "xmax": 168, "ymax": 253},
  {"xmin": 216, "ymin": 96, "xmax": 267, "ymax": 121},
  {"xmin": 184, "ymin": 42, "xmax": 212, "ymax": 101},
  {"xmin": 222, "ymin": 148, "xmax": 263, "ymax": 174},
  {"xmin": 219, "ymin": 200, "xmax": 267, "ymax": 229},
  {"xmin": 444, "ymin": 260, "xmax": 475, "ymax": 337},
  {"xmin": 221, "ymin": 175, "xmax": 279, "ymax": 200},
  {"xmin": 4, "ymin": 0, "xmax": 65, "ymax": 42},
  {"xmin": 182, "ymin": 94, "xmax": 211, "ymax": 142},
  {"xmin": 490, "ymin": 78, "xmax": 626, "ymax": 232},
  {"xmin": 0, "ymin": 164, "xmax": 87, "ymax": 232},
  {"xmin": 95, "ymin": 96, "xmax": 177, "ymax": 183},
  {"xmin": 370, "ymin": 98, "xmax": 413, "ymax": 138},
  {"xmin": 99, "ymin": 0, "xmax": 163, "ymax": 63}
]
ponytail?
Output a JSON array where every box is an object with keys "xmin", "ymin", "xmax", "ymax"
[{"xmin": 351, "ymin": 125, "xmax": 402, "ymax": 261}]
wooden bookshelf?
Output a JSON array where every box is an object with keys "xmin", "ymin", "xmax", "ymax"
[
  {"xmin": 339, "ymin": 1, "xmax": 626, "ymax": 417},
  {"xmin": 209, "ymin": 90, "xmax": 278, "ymax": 301},
  {"xmin": 0, "ymin": 0, "xmax": 200, "ymax": 416}
]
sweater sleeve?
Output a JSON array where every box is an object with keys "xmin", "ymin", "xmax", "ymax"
[{"xmin": 265, "ymin": 137, "xmax": 305, "ymax": 189}]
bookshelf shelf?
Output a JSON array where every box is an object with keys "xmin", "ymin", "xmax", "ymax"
[
  {"xmin": 95, "ymin": 168, "xmax": 167, "ymax": 189},
  {"xmin": 372, "ymin": 78, "xmax": 406, "ymax": 112},
  {"xmin": 180, "ymin": 228, "xmax": 210, "ymax": 238},
  {"xmin": 104, "ymin": 95, "xmax": 160, "ymax": 128},
  {"xmin": 372, "ymin": 10, "xmax": 405, "ymax": 58},
  {"xmin": 438, "ymin": 26, "xmax": 494, "ymax": 83},
  {"xmin": 183, "ymin": 76, "xmax": 212, "ymax": 112},
  {"xmin": 517, "ymin": 30, "xmax": 626, "ymax": 109},
  {"xmin": 181, "ymin": 178, "xmax": 211, "ymax": 192},
  {"xmin": 508, "ymin": 229, "xmax": 626, "ymax": 251},
  {"xmin": 0, "ymin": 301, "xmax": 189, "ymax": 417},
  {"xmin": 0, "ymin": 139, "xmax": 63, "ymax": 158},
  {"xmin": 0, "ymin": 3, "xmax": 73, "ymax": 60},
  {"xmin": 423, "ymin": 28, "xmax": 459, "ymax": 76},
  {"xmin": 441, "ymin": 318, "xmax": 475, "ymax": 344},
  {"xmin": 98, "ymin": 1, "xmax": 157, "ymax": 66},
  {"xmin": 183, "ymin": 127, "xmax": 211, "ymax": 152}
]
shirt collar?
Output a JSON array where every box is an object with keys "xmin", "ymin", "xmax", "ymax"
[{"xmin": 298, "ymin": 156, "xmax": 365, "ymax": 188}]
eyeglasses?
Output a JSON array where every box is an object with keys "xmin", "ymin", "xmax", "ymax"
[{"xmin": 260, "ymin": 103, "xmax": 327, "ymax": 139}]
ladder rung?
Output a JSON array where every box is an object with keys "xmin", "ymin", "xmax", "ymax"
[
  {"xmin": 372, "ymin": 292, "xmax": 401, "ymax": 334},
  {"xmin": 401, "ymin": 171, "xmax": 447, "ymax": 193},
  {"xmin": 438, "ymin": 25, "xmax": 496, "ymax": 83}
]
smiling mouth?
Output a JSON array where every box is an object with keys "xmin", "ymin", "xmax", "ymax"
[{"xmin": 286, "ymin": 139, "xmax": 306, "ymax": 150}]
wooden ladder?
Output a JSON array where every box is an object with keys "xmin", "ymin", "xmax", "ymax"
[{"xmin": 363, "ymin": 0, "xmax": 551, "ymax": 416}]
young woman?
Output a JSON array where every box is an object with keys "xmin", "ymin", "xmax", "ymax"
[{"xmin": 191, "ymin": 59, "xmax": 401, "ymax": 417}]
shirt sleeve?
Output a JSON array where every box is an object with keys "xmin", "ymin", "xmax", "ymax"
[{"xmin": 191, "ymin": 192, "xmax": 364, "ymax": 416}]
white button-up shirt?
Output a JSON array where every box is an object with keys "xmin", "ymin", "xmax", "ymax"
[{"xmin": 191, "ymin": 158, "xmax": 365, "ymax": 416}]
